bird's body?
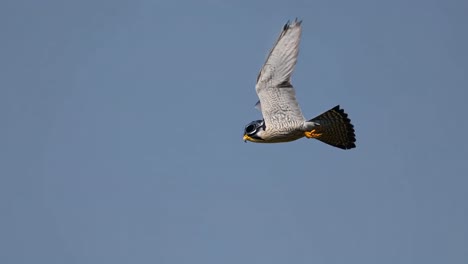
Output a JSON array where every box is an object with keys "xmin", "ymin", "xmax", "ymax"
[{"xmin": 243, "ymin": 19, "xmax": 356, "ymax": 149}]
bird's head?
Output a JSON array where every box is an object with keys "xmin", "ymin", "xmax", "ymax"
[{"xmin": 243, "ymin": 119, "xmax": 266, "ymax": 142}]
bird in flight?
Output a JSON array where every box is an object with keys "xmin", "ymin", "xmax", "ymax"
[{"xmin": 243, "ymin": 19, "xmax": 356, "ymax": 150}]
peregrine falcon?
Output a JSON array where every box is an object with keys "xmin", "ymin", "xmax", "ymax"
[{"xmin": 243, "ymin": 19, "xmax": 356, "ymax": 149}]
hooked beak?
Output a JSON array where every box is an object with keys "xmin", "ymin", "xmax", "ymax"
[{"xmin": 243, "ymin": 134, "xmax": 249, "ymax": 143}]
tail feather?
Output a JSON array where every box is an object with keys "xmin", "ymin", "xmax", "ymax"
[{"xmin": 309, "ymin": 105, "xmax": 356, "ymax": 150}]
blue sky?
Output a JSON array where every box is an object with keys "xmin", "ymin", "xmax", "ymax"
[{"xmin": 1, "ymin": 0, "xmax": 468, "ymax": 263}]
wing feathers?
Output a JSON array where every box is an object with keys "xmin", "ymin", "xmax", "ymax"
[
  {"xmin": 256, "ymin": 19, "xmax": 302, "ymax": 88},
  {"xmin": 255, "ymin": 19, "xmax": 305, "ymax": 126}
]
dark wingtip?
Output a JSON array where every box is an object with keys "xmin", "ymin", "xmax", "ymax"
[{"xmin": 284, "ymin": 18, "xmax": 302, "ymax": 30}]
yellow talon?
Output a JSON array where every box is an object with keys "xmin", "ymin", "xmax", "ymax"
[{"xmin": 305, "ymin": 129, "xmax": 322, "ymax": 139}]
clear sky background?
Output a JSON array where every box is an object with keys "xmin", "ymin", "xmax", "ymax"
[{"xmin": 1, "ymin": 0, "xmax": 468, "ymax": 263}]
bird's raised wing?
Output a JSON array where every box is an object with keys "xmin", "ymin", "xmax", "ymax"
[{"xmin": 255, "ymin": 19, "xmax": 305, "ymax": 126}]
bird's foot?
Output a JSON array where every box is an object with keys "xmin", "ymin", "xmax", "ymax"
[{"xmin": 304, "ymin": 129, "xmax": 322, "ymax": 139}]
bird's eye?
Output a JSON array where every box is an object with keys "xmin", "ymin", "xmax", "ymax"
[{"xmin": 245, "ymin": 124, "xmax": 257, "ymax": 134}]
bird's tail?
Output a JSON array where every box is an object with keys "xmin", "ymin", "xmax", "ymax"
[{"xmin": 307, "ymin": 105, "xmax": 356, "ymax": 150}]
